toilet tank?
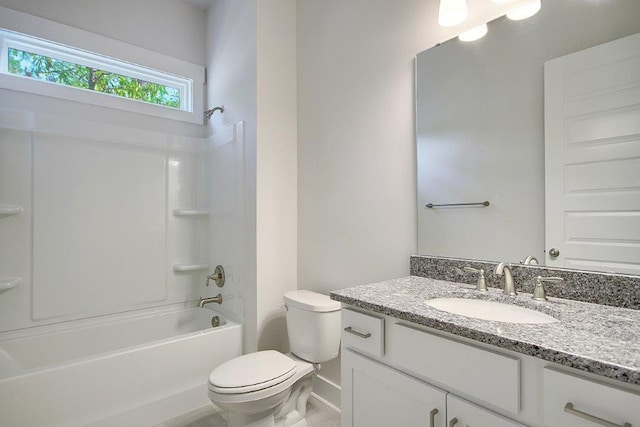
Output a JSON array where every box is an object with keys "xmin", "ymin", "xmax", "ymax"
[{"xmin": 283, "ymin": 290, "xmax": 341, "ymax": 363}]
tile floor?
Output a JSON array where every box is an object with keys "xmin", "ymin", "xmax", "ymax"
[{"xmin": 157, "ymin": 395, "xmax": 341, "ymax": 427}]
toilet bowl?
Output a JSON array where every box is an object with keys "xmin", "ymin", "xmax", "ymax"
[{"xmin": 207, "ymin": 290, "xmax": 341, "ymax": 427}]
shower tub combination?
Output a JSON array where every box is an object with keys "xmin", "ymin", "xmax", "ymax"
[{"xmin": 0, "ymin": 305, "xmax": 242, "ymax": 426}]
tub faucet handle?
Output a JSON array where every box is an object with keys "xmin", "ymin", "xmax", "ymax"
[
  {"xmin": 206, "ymin": 265, "xmax": 225, "ymax": 287},
  {"xmin": 463, "ymin": 266, "xmax": 488, "ymax": 292}
]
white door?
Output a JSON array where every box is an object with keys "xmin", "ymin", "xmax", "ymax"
[
  {"xmin": 447, "ymin": 395, "xmax": 525, "ymax": 427},
  {"xmin": 544, "ymin": 32, "xmax": 640, "ymax": 274},
  {"xmin": 342, "ymin": 349, "xmax": 447, "ymax": 427}
]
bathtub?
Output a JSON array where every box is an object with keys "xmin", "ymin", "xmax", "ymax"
[{"xmin": 0, "ymin": 306, "xmax": 242, "ymax": 427}]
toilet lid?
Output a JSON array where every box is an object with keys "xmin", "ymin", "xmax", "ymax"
[
  {"xmin": 208, "ymin": 350, "xmax": 297, "ymax": 394},
  {"xmin": 284, "ymin": 290, "xmax": 341, "ymax": 312}
]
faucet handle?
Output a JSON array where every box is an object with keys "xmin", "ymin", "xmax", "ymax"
[
  {"xmin": 206, "ymin": 265, "xmax": 225, "ymax": 287},
  {"xmin": 533, "ymin": 276, "xmax": 563, "ymax": 301},
  {"xmin": 463, "ymin": 266, "xmax": 488, "ymax": 292}
]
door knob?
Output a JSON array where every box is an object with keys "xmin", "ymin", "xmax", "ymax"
[{"xmin": 548, "ymin": 248, "xmax": 560, "ymax": 258}]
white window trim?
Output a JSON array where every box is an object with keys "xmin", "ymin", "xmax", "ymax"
[{"xmin": 0, "ymin": 6, "xmax": 204, "ymax": 125}]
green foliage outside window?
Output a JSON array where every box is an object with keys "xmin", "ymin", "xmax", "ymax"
[{"xmin": 8, "ymin": 48, "xmax": 181, "ymax": 109}]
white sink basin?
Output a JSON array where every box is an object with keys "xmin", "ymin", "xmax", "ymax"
[{"xmin": 425, "ymin": 298, "xmax": 557, "ymax": 324}]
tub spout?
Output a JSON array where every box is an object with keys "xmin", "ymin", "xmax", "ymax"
[{"xmin": 198, "ymin": 294, "xmax": 223, "ymax": 308}]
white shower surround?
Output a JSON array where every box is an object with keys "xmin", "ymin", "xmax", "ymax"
[{"xmin": 0, "ymin": 102, "xmax": 247, "ymax": 424}]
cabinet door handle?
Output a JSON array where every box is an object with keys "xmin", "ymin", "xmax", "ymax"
[
  {"xmin": 564, "ymin": 402, "xmax": 632, "ymax": 427},
  {"xmin": 449, "ymin": 417, "xmax": 458, "ymax": 427},
  {"xmin": 343, "ymin": 326, "xmax": 371, "ymax": 339},
  {"xmin": 429, "ymin": 408, "xmax": 438, "ymax": 427}
]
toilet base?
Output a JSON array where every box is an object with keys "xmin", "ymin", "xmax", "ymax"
[
  {"xmin": 216, "ymin": 371, "xmax": 314, "ymax": 427},
  {"xmin": 275, "ymin": 374, "xmax": 313, "ymax": 427}
]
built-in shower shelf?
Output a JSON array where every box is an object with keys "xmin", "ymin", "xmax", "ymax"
[
  {"xmin": 0, "ymin": 277, "xmax": 22, "ymax": 293},
  {"xmin": 173, "ymin": 263, "xmax": 209, "ymax": 273},
  {"xmin": 0, "ymin": 205, "xmax": 24, "ymax": 217},
  {"xmin": 173, "ymin": 209, "xmax": 209, "ymax": 218}
]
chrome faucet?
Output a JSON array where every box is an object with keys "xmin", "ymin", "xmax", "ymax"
[
  {"xmin": 198, "ymin": 293, "xmax": 223, "ymax": 308},
  {"xmin": 494, "ymin": 262, "xmax": 516, "ymax": 296}
]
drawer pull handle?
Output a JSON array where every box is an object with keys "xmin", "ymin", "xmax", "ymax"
[
  {"xmin": 429, "ymin": 408, "xmax": 438, "ymax": 427},
  {"xmin": 449, "ymin": 417, "xmax": 458, "ymax": 427},
  {"xmin": 564, "ymin": 402, "xmax": 632, "ymax": 427},
  {"xmin": 344, "ymin": 326, "xmax": 371, "ymax": 339}
]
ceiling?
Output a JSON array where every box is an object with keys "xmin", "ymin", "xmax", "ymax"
[{"xmin": 179, "ymin": 0, "xmax": 532, "ymax": 47}]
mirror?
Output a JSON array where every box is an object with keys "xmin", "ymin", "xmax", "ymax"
[{"xmin": 416, "ymin": 0, "xmax": 640, "ymax": 274}]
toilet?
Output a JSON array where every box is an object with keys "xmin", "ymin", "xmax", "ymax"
[{"xmin": 207, "ymin": 290, "xmax": 341, "ymax": 427}]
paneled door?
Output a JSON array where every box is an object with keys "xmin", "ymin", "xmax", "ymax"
[{"xmin": 544, "ymin": 32, "xmax": 640, "ymax": 274}]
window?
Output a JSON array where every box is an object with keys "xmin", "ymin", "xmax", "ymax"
[
  {"xmin": 0, "ymin": 24, "xmax": 203, "ymax": 123},
  {"xmin": 8, "ymin": 47, "xmax": 183, "ymax": 109}
]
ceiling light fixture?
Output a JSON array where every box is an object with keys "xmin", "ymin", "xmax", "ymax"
[
  {"xmin": 458, "ymin": 24, "xmax": 488, "ymax": 42},
  {"xmin": 506, "ymin": 0, "xmax": 541, "ymax": 20},
  {"xmin": 438, "ymin": 0, "xmax": 469, "ymax": 27}
]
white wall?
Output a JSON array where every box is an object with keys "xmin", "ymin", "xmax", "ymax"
[
  {"xmin": 296, "ymin": 0, "xmax": 514, "ymax": 298},
  {"xmin": 296, "ymin": 0, "xmax": 426, "ymax": 386},
  {"xmin": 0, "ymin": 1, "xmax": 207, "ymax": 136},
  {"xmin": 0, "ymin": 0, "xmax": 206, "ymax": 65},
  {"xmin": 206, "ymin": 0, "xmax": 297, "ymax": 353},
  {"xmin": 255, "ymin": 0, "xmax": 298, "ymax": 352},
  {"xmin": 295, "ymin": 0, "xmax": 518, "ymax": 389},
  {"xmin": 206, "ymin": 0, "xmax": 258, "ymax": 352}
]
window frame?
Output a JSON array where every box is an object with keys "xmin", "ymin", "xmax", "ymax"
[{"xmin": 0, "ymin": 6, "xmax": 204, "ymax": 125}]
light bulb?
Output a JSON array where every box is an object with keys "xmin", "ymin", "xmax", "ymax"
[
  {"xmin": 438, "ymin": 0, "xmax": 469, "ymax": 27},
  {"xmin": 506, "ymin": 0, "xmax": 541, "ymax": 20},
  {"xmin": 458, "ymin": 24, "xmax": 488, "ymax": 42}
]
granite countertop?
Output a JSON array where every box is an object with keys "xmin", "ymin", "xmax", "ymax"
[{"xmin": 330, "ymin": 276, "xmax": 640, "ymax": 385}]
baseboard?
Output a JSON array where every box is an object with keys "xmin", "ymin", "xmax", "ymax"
[{"xmin": 312, "ymin": 374, "xmax": 341, "ymax": 412}]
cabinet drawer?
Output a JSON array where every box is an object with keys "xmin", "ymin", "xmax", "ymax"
[
  {"xmin": 341, "ymin": 308, "xmax": 384, "ymax": 358},
  {"xmin": 387, "ymin": 322, "xmax": 520, "ymax": 414},
  {"xmin": 543, "ymin": 368, "xmax": 640, "ymax": 427}
]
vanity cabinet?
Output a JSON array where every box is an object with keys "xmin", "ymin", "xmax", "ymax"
[
  {"xmin": 447, "ymin": 395, "xmax": 525, "ymax": 427},
  {"xmin": 343, "ymin": 348, "xmax": 524, "ymax": 427},
  {"xmin": 340, "ymin": 306, "xmax": 640, "ymax": 427},
  {"xmin": 342, "ymin": 349, "xmax": 446, "ymax": 427}
]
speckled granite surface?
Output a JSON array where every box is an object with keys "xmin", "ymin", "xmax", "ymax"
[
  {"xmin": 331, "ymin": 276, "xmax": 640, "ymax": 385},
  {"xmin": 411, "ymin": 255, "xmax": 640, "ymax": 310}
]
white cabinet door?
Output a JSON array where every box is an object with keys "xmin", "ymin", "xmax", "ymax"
[
  {"xmin": 544, "ymin": 32, "xmax": 640, "ymax": 274},
  {"xmin": 342, "ymin": 349, "xmax": 447, "ymax": 427},
  {"xmin": 447, "ymin": 395, "xmax": 525, "ymax": 427}
]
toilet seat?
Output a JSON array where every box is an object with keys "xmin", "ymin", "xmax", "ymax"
[
  {"xmin": 208, "ymin": 350, "xmax": 297, "ymax": 394},
  {"xmin": 207, "ymin": 290, "xmax": 340, "ymax": 427}
]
